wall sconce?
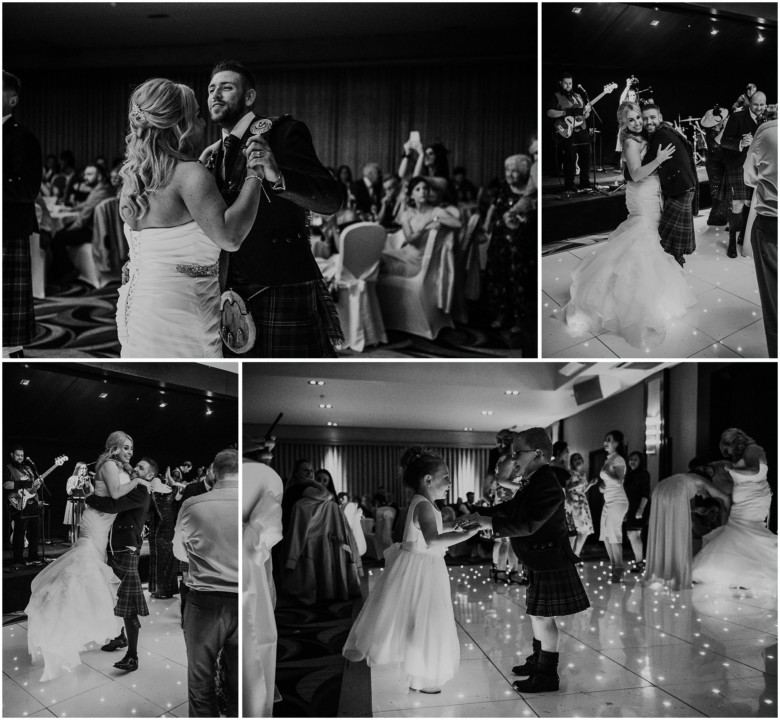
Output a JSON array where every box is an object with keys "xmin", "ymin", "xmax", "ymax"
[{"xmin": 645, "ymin": 415, "xmax": 662, "ymax": 454}]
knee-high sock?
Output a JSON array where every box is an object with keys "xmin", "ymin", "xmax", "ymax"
[
  {"xmin": 124, "ymin": 617, "xmax": 140, "ymax": 658},
  {"xmin": 729, "ymin": 210, "xmax": 742, "ymax": 240},
  {"xmin": 738, "ymin": 205, "xmax": 750, "ymax": 243}
]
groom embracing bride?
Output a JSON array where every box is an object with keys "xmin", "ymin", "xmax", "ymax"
[{"xmin": 641, "ymin": 104, "xmax": 697, "ymax": 267}]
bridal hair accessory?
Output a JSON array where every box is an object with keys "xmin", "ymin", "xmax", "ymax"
[{"xmin": 130, "ymin": 102, "xmax": 146, "ymax": 123}]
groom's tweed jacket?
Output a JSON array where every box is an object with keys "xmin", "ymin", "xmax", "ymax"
[
  {"xmin": 86, "ymin": 485, "xmax": 150, "ymax": 552},
  {"xmin": 477, "ymin": 464, "xmax": 581, "ymax": 571},
  {"xmin": 643, "ymin": 124, "xmax": 696, "ymax": 197}
]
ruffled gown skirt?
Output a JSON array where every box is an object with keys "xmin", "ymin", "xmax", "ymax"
[
  {"xmin": 564, "ymin": 176, "xmax": 696, "ymax": 349},
  {"xmin": 25, "ymin": 507, "xmax": 121, "ymax": 681},
  {"xmin": 343, "ymin": 542, "xmax": 460, "ymax": 688}
]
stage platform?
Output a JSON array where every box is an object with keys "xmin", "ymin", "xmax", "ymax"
[{"xmin": 542, "ymin": 166, "xmax": 712, "ymax": 244}]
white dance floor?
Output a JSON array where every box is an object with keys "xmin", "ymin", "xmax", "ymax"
[
  {"xmin": 542, "ymin": 216, "xmax": 769, "ymax": 358},
  {"xmin": 3, "ymin": 593, "xmax": 187, "ymax": 718},
  {"xmin": 368, "ymin": 561, "xmax": 777, "ymax": 717}
]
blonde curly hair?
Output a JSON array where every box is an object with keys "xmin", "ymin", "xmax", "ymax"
[
  {"xmin": 617, "ymin": 101, "xmax": 643, "ymax": 148},
  {"xmin": 119, "ymin": 78, "xmax": 202, "ymax": 219}
]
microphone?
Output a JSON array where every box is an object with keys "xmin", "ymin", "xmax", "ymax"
[{"xmin": 577, "ymin": 84, "xmax": 589, "ymax": 97}]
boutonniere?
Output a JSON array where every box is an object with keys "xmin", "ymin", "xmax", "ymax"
[
  {"xmin": 512, "ymin": 475, "xmax": 532, "ymax": 494},
  {"xmin": 250, "ymin": 118, "xmax": 273, "ymax": 135}
]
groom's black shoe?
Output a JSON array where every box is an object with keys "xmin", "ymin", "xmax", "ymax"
[
  {"xmin": 512, "ymin": 637, "xmax": 541, "ymax": 675},
  {"xmin": 513, "ymin": 650, "xmax": 560, "ymax": 693},
  {"xmin": 101, "ymin": 632, "xmax": 127, "ymax": 652},
  {"xmin": 113, "ymin": 654, "xmax": 138, "ymax": 672}
]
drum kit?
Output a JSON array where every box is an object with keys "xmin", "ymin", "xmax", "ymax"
[{"xmin": 677, "ymin": 115, "xmax": 708, "ymax": 165}]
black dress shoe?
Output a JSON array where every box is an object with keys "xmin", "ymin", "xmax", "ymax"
[
  {"xmin": 513, "ymin": 672, "xmax": 559, "ymax": 693},
  {"xmin": 102, "ymin": 635, "xmax": 128, "ymax": 652},
  {"xmin": 114, "ymin": 655, "xmax": 138, "ymax": 672}
]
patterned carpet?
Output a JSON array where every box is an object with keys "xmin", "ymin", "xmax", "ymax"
[
  {"xmin": 24, "ymin": 285, "xmax": 534, "ymax": 358},
  {"xmin": 274, "ymin": 595, "xmax": 361, "ymax": 717}
]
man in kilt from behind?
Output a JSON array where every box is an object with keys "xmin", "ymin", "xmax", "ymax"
[
  {"xmin": 641, "ymin": 105, "xmax": 698, "ymax": 267},
  {"xmin": 86, "ymin": 458, "xmax": 155, "ymax": 672},
  {"xmin": 455, "ymin": 428, "xmax": 590, "ymax": 693}
]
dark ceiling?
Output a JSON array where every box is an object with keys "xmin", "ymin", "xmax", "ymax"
[
  {"xmin": 543, "ymin": 2, "xmax": 777, "ymax": 73},
  {"xmin": 3, "ymin": 363, "xmax": 238, "ymax": 470},
  {"xmin": 3, "ymin": 2, "xmax": 534, "ymax": 71}
]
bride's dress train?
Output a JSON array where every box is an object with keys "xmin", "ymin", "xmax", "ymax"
[
  {"xmin": 25, "ymin": 481, "xmax": 122, "ymax": 681},
  {"xmin": 692, "ymin": 462, "xmax": 777, "ymax": 592},
  {"xmin": 116, "ymin": 220, "xmax": 222, "ymax": 358},
  {"xmin": 563, "ymin": 173, "xmax": 696, "ymax": 348}
]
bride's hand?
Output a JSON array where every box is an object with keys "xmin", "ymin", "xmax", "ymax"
[
  {"xmin": 244, "ymin": 134, "xmax": 279, "ymax": 182},
  {"xmin": 656, "ymin": 143, "xmax": 675, "ymax": 164}
]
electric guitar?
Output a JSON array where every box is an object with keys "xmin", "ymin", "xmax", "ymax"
[
  {"xmin": 9, "ymin": 455, "xmax": 68, "ymax": 512},
  {"xmin": 554, "ymin": 83, "xmax": 619, "ymax": 139}
]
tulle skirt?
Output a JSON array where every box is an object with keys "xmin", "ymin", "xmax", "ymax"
[
  {"xmin": 343, "ymin": 543, "xmax": 460, "ymax": 688},
  {"xmin": 25, "ymin": 508, "xmax": 121, "ymax": 681},
  {"xmin": 564, "ymin": 178, "xmax": 696, "ymax": 348},
  {"xmin": 692, "ymin": 517, "xmax": 778, "ymax": 592}
]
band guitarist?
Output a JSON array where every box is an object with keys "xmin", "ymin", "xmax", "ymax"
[
  {"xmin": 3, "ymin": 444, "xmax": 40, "ymax": 566},
  {"xmin": 547, "ymin": 71, "xmax": 593, "ymax": 193}
]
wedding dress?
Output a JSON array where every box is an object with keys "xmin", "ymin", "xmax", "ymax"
[
  {"xmin": 25, "ymin": 467, "xmax": 126, "ymax": 681},
  {"xmin": 116, "ymin": 220, "xmax": 222, "ymax": 358},
  {"xmin": 563, "ymin": 144, "xmax": 696, "ymax": 349},
  {"xmin": 343, "ymin": 495, "xmax": 460, "ymax": 689},
  {"xmin": 692, "ymin": 462, "xmax": 777, "ymax": 591}
]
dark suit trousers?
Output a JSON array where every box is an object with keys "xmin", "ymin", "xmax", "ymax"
[
  {"xmin": 751, "ymin": 214, "xmax": 778, "ymax": 357},
  {"xmin": 557, "ymin": 129, "xmax": 591, "ymax": 189},
  {"xmin": 11, "ymin": 511, "xmax": 39, "ymax": 562},
  {"xmin": 183, "ymin": 589, "xmax": 239, "ymax": 717}
]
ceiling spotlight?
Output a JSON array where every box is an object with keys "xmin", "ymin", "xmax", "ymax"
[
  {"xmin": 308, "ymin": 380, "xmax": 325, "ymax": 386},
  {"xmin": 206, "ymin": 408, "xmax": 213, "ymax": 416},
  {"xmin": 159, "ymin": 402, "xmax": 167, "ymax": 408},
  {"xmin": 19, "ymin": 379, "xmax": 30, "ymax": 386},
  {"xmin": 650, "ymin": 20, "xmax": 660, "ymax": 26},
  {"xmin": 464, "ymin": 427, "xmax": 473, "ymax": 431},
  {"xmin": 504, "ymin": 390, "xmax": 519, "ymax": 396},
  {"xmin": 711, "ymin": 28, "xmax": 719, "ymax": 35},
  {"xmin": 319, "ymin": 403, "xmax": 332, "ymax": 409},
  {"xmin": 99, "ymin": 392, "xmax": 108, "ymax": 399},
  {"xmin": 481, "ymin": 410, "xmax": 494, "ymax": 416},
  {"xmin": 758, "ymin": 34, "xmax": 765, "ymax": 42},
  {"xmin": 571, "ymin": 7, "xmax": 582, "ymax": 13},
  {"xmin": 326, "ymin": 421, "xmax": 339, "ymax": 427}
]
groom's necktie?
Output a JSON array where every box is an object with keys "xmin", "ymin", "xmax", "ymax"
[{"xmin": 222, "ymin": 134, "xmax": 241, "ymax": 182}]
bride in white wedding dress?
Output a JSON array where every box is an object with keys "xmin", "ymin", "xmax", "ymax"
[
  {"xmin": 693, "ymin": 428, "xmax": 777, "ymax": 592},
  {"xmin": 563, "ymin": 101, "xmax": 697, "ymax": 349},
  {"xmin": 116, "ymin": 78, "xmax": 265, "ymax": 358},
  {"xmin": 25, "ymin": 431, "xmax": 151, "ymax": 681}
]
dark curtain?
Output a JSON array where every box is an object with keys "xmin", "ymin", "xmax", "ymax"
[{"xmin": 15, "ymin": 59, "xmax": 533, "ymax": 188}]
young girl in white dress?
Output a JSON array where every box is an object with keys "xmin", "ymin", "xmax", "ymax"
[
  {"xmin": 343, "ymin": 447, "xmax": 479, "ymax": 693},
  {"xmin": 25, "ymin": 431, "xmax": 151, "ymax": 681}
]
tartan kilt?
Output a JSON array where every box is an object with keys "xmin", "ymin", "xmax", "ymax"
[
  {"xmin": 231, "ymin": 280, "xmax": 343, "ymax": 358},
  {"xmin": 659, "ymin": 190, "xmax": 696, "ymax": 256},
  {"xmin": 2, "ymin": 236, "xmax": 35, "ymax": 346},
  {"xmin": 525, "ymin": 566, "xmax": 590, "ymax": 617},
  {"xmin": 109, "ymin": 550, "xmax": 149, "ymax": 618},
  {"xmin": 719, "ymin": 165, "xmax": 753, "ymax": 204}
]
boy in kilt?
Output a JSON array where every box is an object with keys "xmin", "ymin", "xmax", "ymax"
[
  {"xmin": 455, "ymin": 428, "xmax": 590, "ymax": 693},
  {"xmin": 86, "ymin": 458, "xmax": 155, "ymax": 672},
  {"xmin": 641, "ymin": 105, "xmax": 697, "ymax": 266}
]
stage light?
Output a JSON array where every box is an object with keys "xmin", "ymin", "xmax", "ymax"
[
  {"xmin": 319, "ymin": 403, "xmax": 332, "ymax": 408},
  {"xmin": 711, "ymin": 29, "xmax": 719, "ymax": 35},
  {"xmin": 758, "ymin": 35, "xmax": 765, "ymax": 43},
  {"xmin": 650, "ymin": 20, "xmax": 660, "ymax": 26},
  {"xmin": 19, "ymin": 379, "xmax": 30, "ymax": 386},
  {"xmin": 572, "ymin": 7, "xmax": 582, "ymax": 13},
  {"xmin": 99, "ymin": 392, "xmax": 108, "ymax": 399},
  {"xmin": 206, "ymin": 408, "xmax": 212, "ymax": 415},
  {"xmin": 159, "ymin": 402, "xmax": 167, "ymax": 408}
]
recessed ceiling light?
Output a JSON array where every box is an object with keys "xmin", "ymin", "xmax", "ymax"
[
  {"xmin": 650, "ymin": 20, "xmax": 660, "ymax": 26},
  {"xmin": 481, "ymin": 410, "xmax": 494, "ymax": 416},
  {"xmin": 464, "ymin": 427, "xmax": 473, "ymax": 431},
  {"xmin": 504, "ymin": 390, "xmax": 519, "ymax": 396},
  {"xmin": 319, "ymin": 403, "xmax": 332, "ymax": 409},
  {"xmin": 308, "ymin": 380, "xmax": 325, "ymax": 386},
  {"xmin": 572, "ymin": 7, "xmax": 582, "ymax": 13},
  {"xmin": 19, "ymin": 379, "xmax": 30, "ymax": 386},
  {"xmin": 758, "ymin": 35, "xmax": 764, "ymax": 42},
  {"xmin": 206, "ymin": 408, "xmax": 213, "ymax": 415},
  {"xmin": 159, "ymin": 402, "xmax": 167, "ymax": 408},
  {"xmin": 99, "ymin": 392, "xmax": 108, "ymax": 399},
  {"xmin": 711, "ymin": 28, "xmax": 719, "ymax": 35}
]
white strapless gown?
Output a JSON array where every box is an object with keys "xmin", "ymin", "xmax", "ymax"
[
  {"xmin": 25, "ymin": 477, "xmax": 124, "ymax": 681},
  {"xmin": 116, "ymin": 220, "xmax": 222, "ymax": 358},
  {"xmin": 563, "ymin": 173, "xmax": 697, "ymax": 349},
  {"xmin": 692, "ymin": 463, "xmax": 777, "ymax": 592}
]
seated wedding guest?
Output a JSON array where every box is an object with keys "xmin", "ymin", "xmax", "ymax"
[
  {"xmin": 335, "ymin": 164, "xmax": 354, "ymax": 207},
  {"xmin": 50, "ymin": 150, "xmax": 76, "ymax": 201},
  {"xmin": 279, "ymin": 470, "xmax": 362, "ymax": 604},
  {"xmin": 377, "ymin": 173, "xmax": 403, "ymax": 229},
  {"xmin": 351, "ymin": 162, "xmax": 383, "ymax": 218},
  {"xmin": 173, "ymin": 449, "xmax": 238, "ymax": 718},
  {"xmin": 315, "ymin": 468, "xmax": 338, "ymax": 498},
  {"xmin": 359, "ymin": 493, "xmax": 375, "ymax": 519},
  {"xmin": 644, "ymin": 472, "xmax": 731, "ymax": 591},
  {"xmin": 484, "ymin": 154, "xmax": 535, "ymax": 334},
  {"xmin": 243, "ymin": 451, "xmax": 284, "ymax": 717},
  {"xmin": 381, "ymin": 177, "xmax": 461, "ymax": 277},
  {"xmin": 41, "ymin": 153, "xmax": 58, "ymax": 194},
  {"xmin": 53, "ymin": 163, "xmax": 114, "ymax": 246},
  {"xmin": 452, "ymin": 166, "xmax": 478, "ymax": 204}
]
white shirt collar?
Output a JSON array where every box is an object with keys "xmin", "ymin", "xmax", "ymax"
[{"xmin": 221, "ymin": 111, "xmax": 256, "ymax": 141}]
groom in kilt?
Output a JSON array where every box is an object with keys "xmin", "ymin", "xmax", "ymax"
[
  {"xmin": 86, "ymin": 458, "xmax": 155, "ymax": 672},
  {"xmin": 642, "ymin": 105, "xmax": 697, "ymax": 266},
  {"xmin": 455, "ymin": 428, "xmax": 590, "ymax": 693}
]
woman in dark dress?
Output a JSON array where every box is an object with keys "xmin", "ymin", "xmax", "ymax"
[
  {"xmin": 623, "ymin": 451, "xmax": 651, "ymax": 573},
  {"xmin": 148, "ymin": 478, "xmax": 179, "ymax": 598},
  {"xmin": 484, "ymin": 154, "xmax": 536, "ymax": 334}
]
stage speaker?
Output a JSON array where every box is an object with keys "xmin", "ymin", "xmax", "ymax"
[{"xmin": 573, "ymin": 376, "xmax": 604, "ymax": 406}]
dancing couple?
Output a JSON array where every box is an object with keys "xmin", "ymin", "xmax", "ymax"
[
  {"xmin": 343, "ymin": 429, "xmax": 590, "ymax": 696},
  {"xmin": 25, "ymin": 432, "xmax": 155, "ymax": 680},
  {"xmin": 564, "ymin": 102, "xmax": 697, "ymax": 349},
  {"xmin": 116, "ymin": 60, "xmax": 342, "ymax": 358}
]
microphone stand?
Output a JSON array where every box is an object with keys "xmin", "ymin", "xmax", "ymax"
[
  {"xmin": 579, "ymin": 85, "xmax": 609, "ymax": 196},
  {"xmin": 27, "ymin": 460, "xmax": 49, "ymax": 561}
]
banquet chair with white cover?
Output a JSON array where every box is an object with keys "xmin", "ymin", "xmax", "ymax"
[
  {"xmin": 335, "ymin": 222, "xmax": 388, "ymax": 352},
  {"xmin": 92, "ymin": 196, "xmax": 127, "ymax": 282},
  {"xmin": 452, "ymin": 213, "xmax": 482, "ymax": 323},
  {"xmin": 377, "ymin": 226, "xmax": 456, "ymax": 339}
]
